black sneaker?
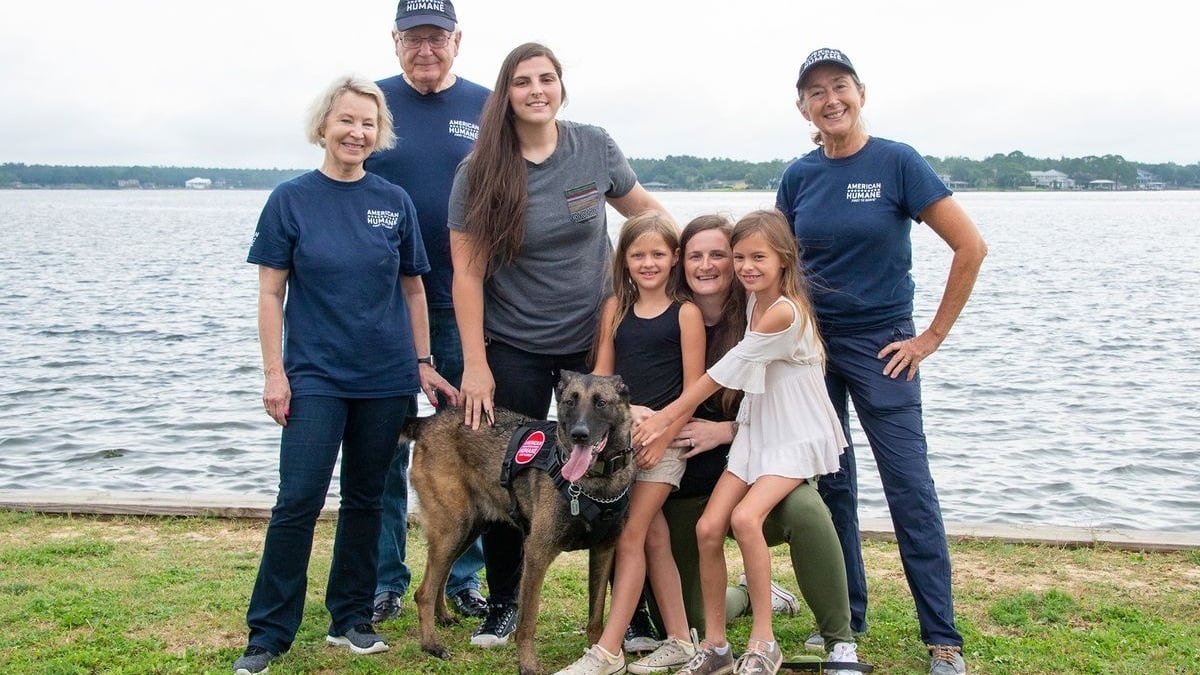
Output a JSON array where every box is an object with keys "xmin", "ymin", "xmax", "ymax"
[
  {"xmin": 623, "ymin": 601, "xmax": 662, "ymax": 654},
  {"xmin": 232, "ymin": 645, "xmax": 276, "ymax": 674},
  {"xmin": 325, "ymin": 623, "xmax": 389, "ymax": 655},
  {"xmin": 451, "ymin": 587, "xmax": 489, "ymax": 618},
  {"xmin": 470, "ymin": 602, "xmax": 518, "ymax": 647},
  {"xmin": 371, "ymin": 591, "xmax": 402, "ymax": 624}
]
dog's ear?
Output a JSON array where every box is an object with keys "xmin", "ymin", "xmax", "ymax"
[
  {"xmin": 556, "ymin": 369, "xmax": 579, "ymax": 397},
  {"xmin": 611, "ymin": 374, "xmax": 630, "ymax": 401}
]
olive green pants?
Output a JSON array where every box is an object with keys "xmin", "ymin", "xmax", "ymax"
[{"xmin": 655, "ymin": 480, "xmax": 853, "ymax": 649}]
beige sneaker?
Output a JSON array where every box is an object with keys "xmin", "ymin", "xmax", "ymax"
[
  {"xmin": 553, "ymin": 644, "xmax": 626, "ymax": 675},
  {"xmin": 732, "ymin": 639, "xmax": 781, "ymax": 675},
  {"xmin": 677, "ymin": 640, "xmax": 734, "ymax": 675},
  {"xmin": 628, "ymin": 636, "xmax": 696, "ymax": 674}
]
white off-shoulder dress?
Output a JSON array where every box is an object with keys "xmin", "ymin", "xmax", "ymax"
[{"xmin": 707, "ymin": 295, "xmax": 847, "ymax": 483}]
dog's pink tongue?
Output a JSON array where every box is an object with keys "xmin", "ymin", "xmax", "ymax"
[{"xmin": 561, "ymin": 445, "xmax": 593, "ymax": 483}]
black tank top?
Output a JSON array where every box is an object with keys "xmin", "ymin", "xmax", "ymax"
[{"xmin": 613, "ymin": 302, "xmax": 683, "ymax": 410}]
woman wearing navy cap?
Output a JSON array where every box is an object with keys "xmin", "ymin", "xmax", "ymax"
[{"xmin": 775, "ymin": 47, "xmax": 987, "ymax": 675}]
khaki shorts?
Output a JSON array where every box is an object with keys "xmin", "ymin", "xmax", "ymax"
[{"xmin": 636, "ymin": 445, "xmax": 686, "ymax": 489}]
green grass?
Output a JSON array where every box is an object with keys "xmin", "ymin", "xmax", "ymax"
[{"xmin": 0, "ymin": 512, "xmax": 1197, "ymax": 674}]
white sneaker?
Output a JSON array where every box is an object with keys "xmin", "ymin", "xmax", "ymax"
[
  {"xmin": 628, "ymin": 636, "xmax": 696, "ymax": 674},
  {"xmin": 737, "ymin": 573, "xmax": 798, "ymax": 616},
  {"xmin": 827, "ymin": 642, "xmax": 859, "ymax": 675},
  {"xmin": 554, "ymin": 644, "xmax": 626, "ymax": 675}
]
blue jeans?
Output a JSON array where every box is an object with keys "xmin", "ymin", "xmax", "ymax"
[
  {"xmin": 817, "ymin": 319, "xmax": 963, "ymax": 647},
  {"xmin": 376, "ymin": 307, "xmax": 485, "ymax": 599},
  {"xmin": 480, "ymin": 338, "xmax": 589, "ymax": 604},
  {"xmin": 245, "ymin": 395, "xmax": 414, "ymax": 655}
]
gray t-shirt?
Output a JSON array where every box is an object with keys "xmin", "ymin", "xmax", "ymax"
[{"xmin": 448, "ymin": 120, "xmax": 637, "ymax": 354}]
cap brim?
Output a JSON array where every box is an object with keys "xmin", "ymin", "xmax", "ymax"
[
  {"xmin": 395, "ymin": 15, "xmax": 456, "ymax": 31},
  {"xmin": 796, "ymin": 60, "xmax": 856, "ymax": 89}
]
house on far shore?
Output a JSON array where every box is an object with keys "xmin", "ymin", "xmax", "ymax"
[
  {"xmin": 1028, "ymin": 169, "xmax": 1075, "ymax": 190},
  {"xmin": 939, "ymin": 174, "xmax": 970, "ymax": 190},
  {"xmin": 185, "ymin": 177, "xmax": 212, "ymax": 189},
  {"xmin": 643, "ymin": 181, "xmax": 671, "ymax": 191},
  {"xmin": 1136, "ymin": 169, "xmax": 1165, "ymax": 190},
  {"xmin": 1088, "ymin": 179, "xmax": 1118, "ymax": 191}
]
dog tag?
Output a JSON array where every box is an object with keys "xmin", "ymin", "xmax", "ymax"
[{"xmin": 570, "ymin": 496, "xmax": 580, "ymax": 516}]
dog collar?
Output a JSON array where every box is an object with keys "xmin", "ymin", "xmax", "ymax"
[{"xmin": 585, "ymin": 447, "xmax": 631, "ymax": 477}]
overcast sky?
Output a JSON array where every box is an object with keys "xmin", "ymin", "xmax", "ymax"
[{"xmin": 4, "ymin": 0, "xmax": 1196, "ymax": 169}]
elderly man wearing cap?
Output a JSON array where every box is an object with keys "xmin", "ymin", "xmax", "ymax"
[
  {"xmin": 775, "ymin": 47, "xmax": 987, "ymax": 675},
  {"xmin": 366, "ymin": 0, "xmax": 493, "ymax": 629}
]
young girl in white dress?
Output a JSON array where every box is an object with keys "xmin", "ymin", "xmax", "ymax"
[{"xmin": 633, "ymin": 209, "xmax": 851, "ymax": 675}]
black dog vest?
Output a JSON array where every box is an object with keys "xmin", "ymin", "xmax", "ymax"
[{"xmin": 500, "ymin": 422, "xmax": 630, "ymax": 547}]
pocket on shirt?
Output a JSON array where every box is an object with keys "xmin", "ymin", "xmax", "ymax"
[{"xmin": 564, "ymin": 182, "xmax": 601, "ymax": 223}]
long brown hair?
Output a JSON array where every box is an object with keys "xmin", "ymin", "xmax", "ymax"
[
  {"xmin": 463, "ymin": 42, "xmax": 567, "ymax": 270},
  {"xmin": 677, "ymin": 214, "xmax": 746, "ymax": 418},
  {"xmin": 606, "ymin": 211, "xmax": 681, "ymax": 337},
  {"xmin": 730, "ymin": 209, "xmax": 822, "ymax": 355}
]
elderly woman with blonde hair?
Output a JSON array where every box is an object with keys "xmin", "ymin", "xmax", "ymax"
[{"xmin": 233, "ymin": 74, "xmax": 457, "ymax": 675}]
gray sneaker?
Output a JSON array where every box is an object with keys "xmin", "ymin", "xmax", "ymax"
[
  {"xmin": 232, "ymin": 645, "xmax": 276, "ymax": 674},
  {"xmin": 735, "ymin": 574, "xmax": 797, "ymax": 616},
  {"xmin": 371, "ymin": 591, "xmax": 402, "ymax": 624},
  {"xmin": 325, "ymin": 623, "xmax": 389, "ymax": 654},
  {"xmin": 928, "ymin": 644, "xmax": 967, "ymax": 675},
  {"xmin": 732, "ymin": 639, "xmax": 782, "ymax": 675},
  {"xmin": 677, "ymin": 641, "xmax": 735, "ymax": 675}
]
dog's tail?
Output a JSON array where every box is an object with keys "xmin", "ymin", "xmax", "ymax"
[{"xmin": 400, "ymin": 415, "xmax": 430, "ymax": 443}]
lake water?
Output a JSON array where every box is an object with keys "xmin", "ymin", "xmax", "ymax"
[{"xmin": 2, "ymin": 189, "xmax": 1198, "ymax": 533}]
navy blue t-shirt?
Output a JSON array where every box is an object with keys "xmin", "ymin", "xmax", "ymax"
[
  {"xmin": 775, "ymin": 136, "xmax": 950, "ymax": 335},
  {"xmin": 247, "ymin": 170, "xmax": 430, "ymax": 397},
  {"xmin": 365, "ymin": 76, "xmax": 489, "ymax": 309}
]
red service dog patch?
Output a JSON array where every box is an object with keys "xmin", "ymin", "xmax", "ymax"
[{"xmin": 514, "ymin": 430, "xmax": 546, "ymax": 464}]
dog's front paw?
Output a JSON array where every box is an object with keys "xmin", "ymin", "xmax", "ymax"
[
  {"xmin": 436, "ymin": 613, "xmax": 461, "ymax": 627},
  {"xmin": 421, "ymin": 642, "xmax": 452, "ymax": 660}
]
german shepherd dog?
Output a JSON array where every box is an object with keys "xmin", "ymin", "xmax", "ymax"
[{"xmin": 408, "ymin": 370, "xmax": 636, "ymax": 675}]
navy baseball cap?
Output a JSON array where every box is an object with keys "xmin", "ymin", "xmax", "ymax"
[
  {"xmin": 796, "ymin": 47, "xmax": 857, "ymax": 89},
  {"xmin": 395, "ymin": 0, "xmax": 457, "ymax": 32}
]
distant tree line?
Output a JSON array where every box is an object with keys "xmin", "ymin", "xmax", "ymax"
[
  {"xmin": 0, "ymin": 163, "xmax": 305, "ymax": 190},
  {"xmin": 923, "ymin": 151, "xmax": 1200, "ymax": 190},
  {"xmin": 627, "ymin": 156, "xmax": 793, "ymax": 190},
  {"xmin": 628, "ymin": 152, "xmax": 1200, "ymax": 190},
  {"xmin": 3, "ymin": 153, "xmax": 1199, "ymax": 191}
]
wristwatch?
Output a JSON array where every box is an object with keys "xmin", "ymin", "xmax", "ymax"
[{"xmin": 417, "ymin": 355, "xmax": 436, "ymax": 368}]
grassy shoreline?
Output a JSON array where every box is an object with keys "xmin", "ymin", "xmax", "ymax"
[{"xmin": 1, "ymin": 511, "xmax": 1197, "ymax": 674}]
